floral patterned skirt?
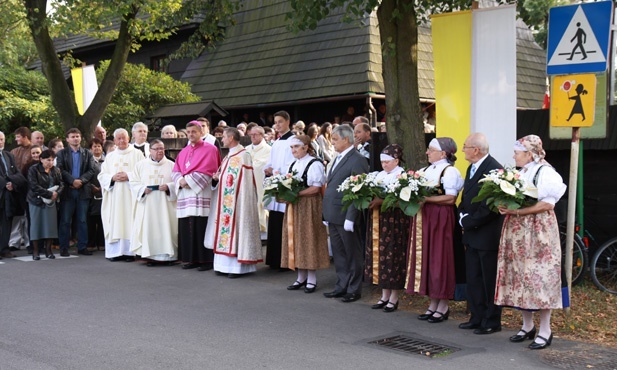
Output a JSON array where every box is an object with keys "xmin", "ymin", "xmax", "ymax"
[
  {"xmin": 365, "ymin": 208, "xmax": 410, "ymax": 290},
  {"xmin": 495, "ymin": 211, "xmax": 562, "ymax": 310}
]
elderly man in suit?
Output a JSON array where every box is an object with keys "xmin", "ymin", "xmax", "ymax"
[
  {"xmin": 322, "ymin": 125, "xmax": 369, "ymax": 303},
  {"xmin": 458, "ymin": 133, "xmax": 504, "ymax": 334}
]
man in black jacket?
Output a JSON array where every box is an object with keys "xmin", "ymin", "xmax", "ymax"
[
  {"xmin": 0, "ymin": 131, "xmax": 27, "ymax": 259},
  {"xmin": 458, "ymin": 133, "xmax": 504, "ymax": 335},
  {"xmin": 56, "ymin": 128, "xmax": 96, "ymax": 257}
]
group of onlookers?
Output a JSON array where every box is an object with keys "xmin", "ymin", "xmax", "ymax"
[{"xmin": 1, "ymin": 111, "xmax": 565, "ymax": 352}]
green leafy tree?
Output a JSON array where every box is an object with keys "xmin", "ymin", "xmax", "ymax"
[
  {"xmin": 0, "ymin": 65, "xmax": 64, "ymax": 145},
  {"xmin": 14, "ymin": 0, "xmax": 238, "ymax": 139},
  {"xmin": 516, "ymin": 0, "xmax": 569, "ymax": 49},
  {"xmin": 95, "ymin": 60, "xmax": 201, "ymax": 133},
  {"xmin": 288, "ymin": 0, "xmax": 482, "ymax": 168}
]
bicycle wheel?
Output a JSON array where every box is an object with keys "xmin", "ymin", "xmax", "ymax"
[
  {"xmin": 591, "ymin": 237, "xmax": 617, "ymax": 294},
  {"xmin": 560, "ymin": 231, "xmax": 588, "ymax": 286}
]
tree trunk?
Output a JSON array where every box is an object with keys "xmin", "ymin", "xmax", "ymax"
[
  {"xmin": 377, "ymin": 0, "xmax": 427, "ymax": 170},
  {"xmin": 24, "ymin": 0, "xmax": 137, "ymax": 140},
  {"xmin": 25, "ymin": 0, "xmax": 79, "ymax": 128}
]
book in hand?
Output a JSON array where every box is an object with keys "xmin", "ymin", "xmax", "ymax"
[{"xmin": 147, "ymin": 185, "xmax": 160, "ymax": 191}]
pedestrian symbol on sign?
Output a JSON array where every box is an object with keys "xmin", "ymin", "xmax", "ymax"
[{"xmin": 567, "ymin": 23, "xmax": 588, "ymax": 61}]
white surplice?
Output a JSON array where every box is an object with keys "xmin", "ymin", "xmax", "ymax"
[
  {"xmin": 129, "ymin": 156, "xmax": 178, "ymax": 261},
  {"xmin": 98, "ymin": 145, "xmax": 144, "ymax": 258},
  {"xmin": 246, "ymin": 139, "xmax": 271, "ymax": 232}
]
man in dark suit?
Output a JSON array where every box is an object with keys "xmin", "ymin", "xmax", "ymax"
[
  {"xmin": 56, "ymin": 128, "xmax": 96, "ymax": 257},
  {"xmin": 322, "ymin": 125, "xmax": 369, "ymax": 303},
  {"xmin": 458, "ymin": 133, "xmax": 504, "ymax": 334},
  {"xmin": 0, "ymin": 131, "xmax": 27, "ymax": 259}
]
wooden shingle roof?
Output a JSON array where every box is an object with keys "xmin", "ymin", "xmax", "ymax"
[{"xmin": 183, "ymin": 1, "xmax": 547, "ymax": 109}]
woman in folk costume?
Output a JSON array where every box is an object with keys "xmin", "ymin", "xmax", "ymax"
[
  {"xmin": 365, "ymin": 144, "xmax": 409, "ymax": 313},
  {"xmin": 495, "ymin": 135, "xmax": 566, "ymax": 350},
  {"xmin": 408, "ymin": 138, "xmax": 464, "ymax": 323},
  {"xmin": 282, "ymin": 135, "xmax": 329, "ymax": 293}
]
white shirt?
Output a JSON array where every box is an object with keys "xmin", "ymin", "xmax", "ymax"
[
  {"xmin": 521, "ymin": 162, "xmax": 567, "ymax": 205},
  {"xmin": 424, "ymin": 159, "xmax": 464, "ymax": 196},
  {"xmin": 289, "ymin": 154, "xmax": 325, "ymax": 187}
]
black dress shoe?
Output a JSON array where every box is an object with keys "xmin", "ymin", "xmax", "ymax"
[
  {"xmin": 509, "ymin": 327, "xmax": 536, "ymax": 342},
  {"xmin": 474, "ymin": 326, "xmax": 502, "ymax": 335},
  {"xmin": 77, "ymin": 249, "xmax": 93, "ymax": 255},
  {"xmin": 107, "ymin": 256, "xmax": 123, "ymax": 262},
  {"xmin": 341, "ymin": 293, "xmax": 361, "ymax": 303},
  {"xmin": 182, "ymin": 263, "xmax": 199, "ymax": 269},
  {"xmin": 228, "ymin": 273, "xmax": 239, "ymax": 278},
  {"xmin": 383, "ymin": 301, "xmax": 398, "ymax": 312},
  {"xmin": 46, "ymin": 254, "xmax": 55, "ymax": 260},
  {"xmin": 428, "ymin": 309, "xmax": 450, "ymax": 323},
  {"xmin": 459, "ymin": 321, "xmax": 481, "ymax": 329},
  {"xmin": 304, "ymin": 283, "xmax": 317, "ymax": 293},
  {"xmin": 287, "ymin": 280, "xmax": 307, "ymax": 290},
  {"xmin": 60, "ymin": 250, "xmax": 70, "ymax": 257},
  {"xmin": 32, "ymin": 255, "xmax": 40, "ymax": 261},
  {"xmin": 371, "ymin": 300, "xmax": 389, "ymax": 309},
  {"xmin": 323, "ymin": 290, "xmax": 346, "ymax": 298},
  {"xmin": 528, "ymin": 333, "xmax": 553, "ymax": 350},
  {"xmin": 125, "ymin": 256, "xmax": 135, "ymax": 262},
  {"xmin": 418, "ymin": 310, "xmax": 436, "ymax": 320},
  {"xmin": 197, "ymin": 264, "xmax": 212, "ymax": 271}
]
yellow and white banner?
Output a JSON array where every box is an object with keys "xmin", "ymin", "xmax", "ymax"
[
  {"xmin": 433, "ymin": 5, "xmax": 517, "ymax": 169},
  {"xmin": 71, "ymin": 65, "xmax": 99, "ymax": 115}
]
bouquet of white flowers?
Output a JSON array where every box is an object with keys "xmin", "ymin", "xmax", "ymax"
[
  {"xmin": 263, "ymin": 171, "xmax": 304, "ymax": 206},
  {"xmin": 472, "ymin": 167, "xmax": 536, "ymax": 213},
  {"xmin": 337, "ymin": 172, "xmax": 385, "ymax": 211},
  {"xmin": 381, "ymin": 170, "xmax": 434, "ymax": 216}
]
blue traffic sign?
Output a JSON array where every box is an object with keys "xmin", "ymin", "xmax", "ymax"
[{"xmin": 547, "ymin": 1, "xmax": 613, "ymax": 75}]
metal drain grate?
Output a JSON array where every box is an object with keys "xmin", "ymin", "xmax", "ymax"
[{"xmin": 368, "ymin": 335, "xmax": 460, "ymax": 358}]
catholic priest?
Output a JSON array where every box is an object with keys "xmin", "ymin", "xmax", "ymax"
[
  {"xmin": 245, "ymin": 125, "xmax": 271, "ymax": 233},
  {"xmin": 129, "ymin": 139, "xmax": 177, "ymax": 265},
  {"xmin": 98, "ymin": 128, "xmax": 145, "ymax": 261},
  {"xmin": 172, "ymin": 120, "xmax": 221, "ymax": 271},
  {"xmin": 205, "ymin": 127, "xmax": 262, "ymax": 278}
]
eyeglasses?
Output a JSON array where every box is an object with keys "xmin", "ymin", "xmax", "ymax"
[
  {"xmin": 150, "ymin": 147, "xmax": 165, "ymax": 151},
  {"xmin": 462, "ymin": 145, "xmax": 477, "ymax": 150}
]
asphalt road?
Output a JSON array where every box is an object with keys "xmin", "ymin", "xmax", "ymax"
[{"xmin": 0, "ymin": 249, "xmax": 597, "ymax": 369}]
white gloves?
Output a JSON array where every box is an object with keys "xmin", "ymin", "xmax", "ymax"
[
  {"xmin": 344, "ymin": 220, "xmax": 354, "ymax": 232},
  {"xmin": 459, "ymin": 213, "xmax": 468, "ymax": 227}
]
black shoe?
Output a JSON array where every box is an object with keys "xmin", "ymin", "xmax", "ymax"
[
  {"xmin": 528, "ymin": 333, "xmax": 553, "ymax": 350},
  {"xmin": 304, "ymin": 283, "xmax": 317, "ymax": 294},
  {"xmin": 182, "ymin": 263, "xmax": 199, "ymax": 269},
  {"xmin": 228, "ymin": 273, "xmax": 239, "ymax": 279},
  {"xmin": 125, "ymin": 256, "xmax": 135, "ymax": 262},
  {"xmin": 428, "ymin": 309, "xmax": 450, "ymax": 323},
  {"xmin": 46, "ymin": 254, "xmax": 55, "ymax": 260},
  {"xmin": 371, "ymin": 300, "xmax": 389, "ymax": 309},
  {"xmin": 197, "ymin": 264, "xmax": 212, "ymax": 271},
  {"xmin": 323, "ymin": 290, "xmax": 346, "ymax": 298},
  {"xmin": 383, "ymin": 301, "xmax": 399, "ymax": 313},
  {"xmin": 146, "ymin": 262, "xmax": 156, "ymax": 267},
  {"xmin": 418, "ymin": 310, "xmax": 436, "ymax": 321},
  {"xmin": 509, "ymin": 327, "xmax": 536, "ymax": 342},
  {"xmin": 60, "ymin": 250, "xmax": 70, "ymax": 257},
  {"xmin": 341, "ymin": 293, "xmax": 361, "ymax": 303},
  {"xmin": 459, "ymin": 321, "xmax": 481, "ymax": 329},
  {"xmin": 474, "ymin": 326, "xmax": 502, "ymax": 335},
  {"xmin": 78, "ymin": 249, "xmax": 93, "ymax": 256},
  {"xmin": 215, "ymin": 271, "xmax": 226, "ymax": 276},
  {"xmin": 108, "ymin": 256, "xmax": 123, "ymax": 262},
  {"xmin": 9, "ymin": 246, "xmax": 19, "ymax": 251},
  {"xmin": 287, "ymin": 280, "xmax": 307, "ymax": 290},
  {"xmin": 32, "ymin": 255, "xmax": 40, "ymax": 261}
]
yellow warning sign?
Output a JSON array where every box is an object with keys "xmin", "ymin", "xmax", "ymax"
[{"xmin": 550, "ymin": 74, "xmax": 596, "ymax": 127}]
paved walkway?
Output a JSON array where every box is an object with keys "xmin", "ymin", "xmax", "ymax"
[{"xmin": 0, "ymin": 249, "xmax": 613, "ymax": 369}]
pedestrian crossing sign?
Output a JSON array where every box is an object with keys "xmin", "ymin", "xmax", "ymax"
[
  {"xmin": 550, "ymin": 74, "xmax": 596, "ymax": 127},
  {"xmin": 547, "ymin": 1, "xmax": 613, "ymax": 75}
]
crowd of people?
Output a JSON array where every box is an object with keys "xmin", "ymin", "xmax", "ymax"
[{"xmin": 0, "ymin": 112, "xmax": 565, "ymax": 351}]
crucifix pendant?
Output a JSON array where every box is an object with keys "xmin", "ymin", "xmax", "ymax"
[{"xmin": 185, "ymin": 161, "xmax": 190, "ymax": 168}]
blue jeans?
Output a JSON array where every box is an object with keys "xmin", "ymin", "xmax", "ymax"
[{"xmin": 59, "ymin": 189, "xmax": 89, "ymax": 251}]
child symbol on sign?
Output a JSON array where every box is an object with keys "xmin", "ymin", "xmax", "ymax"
[{"xmin": 567, "ymin": 83, "xmax": 588, "ymax": 122}]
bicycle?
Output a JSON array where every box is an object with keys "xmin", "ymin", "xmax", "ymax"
[
  {"xmin": 560, "ymin": 225, "xmax": 588, "ymax": 287},
  {"xmin": 590, "ymin": 237, "xmax": 617, "ymax": 294}
]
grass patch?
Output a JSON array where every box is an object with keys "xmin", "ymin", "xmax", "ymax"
[{"xmin": 380, "ymin": 278, "xmax": 617, "ymax": 348}]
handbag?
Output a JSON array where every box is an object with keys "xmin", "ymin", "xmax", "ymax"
[{"xmin": 41, "ymin": 185, "xmax": 59, "ymax": 205}]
